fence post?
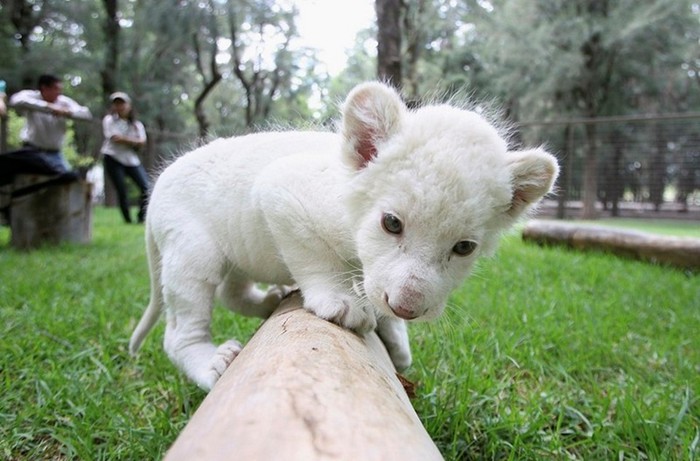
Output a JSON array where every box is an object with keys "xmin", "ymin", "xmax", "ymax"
[
  {"xmin": 164, "ymin": 292, "xmax": 444, "ymax": 461},
  {"xmin": 557, "ymin": 123, "xmax": 575, "ymax": 219}
]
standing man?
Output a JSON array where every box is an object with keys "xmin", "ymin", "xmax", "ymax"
[{"xmin": 0, "ymin": 74, "xmax": 91, "ymax": 186}]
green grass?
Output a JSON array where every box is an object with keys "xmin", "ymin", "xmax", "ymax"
[{"xmin": 1, "ymin": 210, "xmax": 698, "ymax": 460}]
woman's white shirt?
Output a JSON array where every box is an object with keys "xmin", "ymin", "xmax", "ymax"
[{"xmin": 101, "ymin": 114, "xmax": 146, "ymax": 167}]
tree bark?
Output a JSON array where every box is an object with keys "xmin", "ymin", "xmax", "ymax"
[
  {"xmin": 376, "ymin": 0, "xmax": 403, "ymax": 89},
  {"xmin": 226, "ymin": 0, "xmax": 292, "ymax": 128},
  {"xmin": 101, "ymin": 0, "xmax": 119, "ymax": 98},
  {"xmin": 165, "ymin": 293, "xmax": 444, "ymax": 461},
  {"xmin": 402, "ymin": 0, "xmax": 426, "ymax": 99},
  {"xmin": 649, "ymin": 122, "xmax": 667, "ymax": 211},
  {"xmin": 581, "ymin": 117, "xmax": 598, "ymax": 219},
  {"xmin": 7, "ymin": 0, "xmax": 46, "ymax": 86},
  {"xmin": 100, "ymin": 0, "xmax": 120, "ymax": 208},
  {"xmin": 192, "ymin": 0, "xmax": 223, "ymax": 138}
]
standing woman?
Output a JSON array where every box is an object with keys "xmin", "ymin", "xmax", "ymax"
[{"xmin": 101, "ymin": 92, "xmax": 150, "ymax": 223}]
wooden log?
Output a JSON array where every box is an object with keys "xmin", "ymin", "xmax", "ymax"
[
  {"xmin": 522, "ymin": 219, "xmax": 700, "ymax": 270},
  {"xmin": 10, "ymin": 174, "xmax": 93, "ymax": 249},
  {"xmin": 165, "ymin": 293, "xmax": 444, "ymax": 461}
]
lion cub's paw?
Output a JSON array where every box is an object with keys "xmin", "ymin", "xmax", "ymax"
[
  {"xmin": 338, "ymin": 302, "xmax": 377, "ymax": 334},
  {"xmin": 202, "ymin": 339, "xmax": 243, "ymax": 389},
  {"xmin": 304, "ymin": 292, "xmax": 377, "ymax": 334}
]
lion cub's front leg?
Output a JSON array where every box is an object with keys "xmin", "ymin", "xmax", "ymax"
[
  {"xmin": 301, "ymin": 280, "xmax": 377, "ymax": 334},
  {"xmin": 266, "ymin": 219, "xmax": 377, "ymax": 333},
  {"xmin": 376, "ymin": 316, "xmax": 412, "ymax": 371},
  {"xmin": 281, "ymin": 255, "xmax": 377, "ymax": 333}
]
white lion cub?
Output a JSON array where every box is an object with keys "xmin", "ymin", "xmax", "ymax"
[{"xmin": 129, "ymin": 82, "xmax": 559, "ymax": 391}]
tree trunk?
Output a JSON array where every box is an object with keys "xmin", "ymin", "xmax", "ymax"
[
  {"xmin": 376, "ymin": 0, "xmax": 403, "ymax": 89},
  {"xmin": 7, "ymin": 0, "xmax": 44, "ymax": 86},
  {"xmin": 402, "ymin": 0, "xmax": 426, "ymax": 100},
  {"xmin": 610, "ymin": 136, "xmax": 623, "ymax": 217},
  {"xmin": 649, "ymin": 122, "xmax": 667, "ymax": 211},
  {"xmin": 581, "ymin": 122, "xmax": 598, "ymax": 219},
  {"xmin": 100, "ymin": 0, "xmax": 120, "ymax": 208},
  {"xmin": 101, "ymin": 0, "xmax": 120, "ymax": 99},
  {"xmin": 192, "ymin": 0, "xmax": 222, "ymax": 138},
  {"xmin": 557, "ymin": 124, "xmax": 574, "ymax": 220},
  {"xmin": 165, "ymin": 293, "xmax": 444, "ymax": 461}
]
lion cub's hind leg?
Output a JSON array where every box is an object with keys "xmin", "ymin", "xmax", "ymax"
[
  {"xmin": 216, "ymin": 272, "xmax": 292, "ymax": 319},
  {"xmin": 160, "ymin": 242, "xmax": 242, "ymax": 391}
]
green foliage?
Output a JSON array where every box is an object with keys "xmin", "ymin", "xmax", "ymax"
[
  {"xmin": 467, "ymin": 0, "xmax": 698, "ymax": 119},
  {"xmin": 0, "ymin": 0, "xmax": 324, "ymax": 141},
  {"xmin": 357, "ymin": 0, "xmax": 699, "ymax": 120},
  {"xmin": 1, "ymin": 0, "xmax": 698, "ymax": 141},
  {"xmin": 1, "ymin": 212, "xmax": 697, "ymax": 459},
  {"xmin": 4, "ymin": 114, "xmax": 25, "ymax": 150}
]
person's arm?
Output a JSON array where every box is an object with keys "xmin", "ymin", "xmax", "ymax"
[
  {"xmin": 132, "ymin": 120, "xmax": 147, "ymax": 147},
  {"xmin": 9, "ymin": 90, "xmax": 50, "ymax": 114},
  {"xmin": 102, "ymin": 114, "xmax": 118, "ymax": 139},
  {"xmin": 9, "ymin": 90, "xmax": 92, "ymax": 120},
  {"xmin": 111, "ymin": 120, "xmax": 146, "ymax": 148},
  {"xmin": 56, "ymin": 95, "xmax": 92, "ymax": 120}
]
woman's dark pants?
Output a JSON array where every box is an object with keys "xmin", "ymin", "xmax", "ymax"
[{"xmin": 103, "ymin": 155, "xmax": 150, "ymax": 223}]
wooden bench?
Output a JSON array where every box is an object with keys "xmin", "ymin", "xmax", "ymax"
[{"xmin": 7, "ymin": 174, "xmax": 93, "ymax": 249}]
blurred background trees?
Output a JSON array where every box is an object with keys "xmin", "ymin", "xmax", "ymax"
[
  {"xmin": 1, "ymin": 0, "xmax": 698, "ymax": 216},
  {"xmin": 3, "ymin": 0, "xmax": 697, "ymax": 135},
  {"xmin": 2, "ymin": 0, "xmax": 697, "ymax": 135}
]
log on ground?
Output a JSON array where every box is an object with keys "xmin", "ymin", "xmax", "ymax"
[
  {"xmin": 522, "ymin": 219, "xmax": 700, "ymax": 270},
  {"xmin": 165, "ymin": 293, "xmax": 443, "ymax": 461}
]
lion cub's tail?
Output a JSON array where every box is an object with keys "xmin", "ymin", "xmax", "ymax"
[{"xmin": 129, "ymin": 229, "xmax": 163, "ymax": 356}]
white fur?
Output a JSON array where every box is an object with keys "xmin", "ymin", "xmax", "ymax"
[{"xmin": 129, "ymin": 82, "xmax": 559, "ymax": 391}]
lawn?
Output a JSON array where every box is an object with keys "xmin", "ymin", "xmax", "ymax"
[{"xmin": 1, "ymin": 210, "xmax": 698, "ymax": 460}]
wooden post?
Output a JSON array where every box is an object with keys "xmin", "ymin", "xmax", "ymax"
[
  {"xmin": 165, "ymin": 293, "xmax": 444, "ymax": 461},
  {"xmin": 10, "ymin": 175, "xmax": 93, "ymax": 249},
  {"xmin": 522, "ymin": 219, "xmax": 700, "ymax": 271}
]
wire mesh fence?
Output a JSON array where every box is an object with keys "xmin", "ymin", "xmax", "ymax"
[
  {"xmin": 3, "ymin": 111, "xmax": 699, "ymax": 220},
  {"xmin": 517, "ymin": 113, "xmax": 700, "ymax": 220}
]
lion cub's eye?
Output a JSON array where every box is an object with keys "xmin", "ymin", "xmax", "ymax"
[
  {"xmin": 452, "ymin": 240, "xmax": 478, "ymax": 256},
  {"xmin": 382, "ymin": 213, "xmax": 403, "ymax": 235}
]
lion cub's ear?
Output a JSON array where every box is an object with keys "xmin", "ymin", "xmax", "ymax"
[
  {"xmin": 341, "ymin": 82, "xmax": 406, "ymax": 170},
  {"xmin": 507, "ymin": 148, "xmax": 560, "ymax": 217}
]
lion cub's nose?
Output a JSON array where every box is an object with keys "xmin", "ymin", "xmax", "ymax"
[{"xmin": 383, "ymin": 290, "xmax": 423, "ymax": 320}]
